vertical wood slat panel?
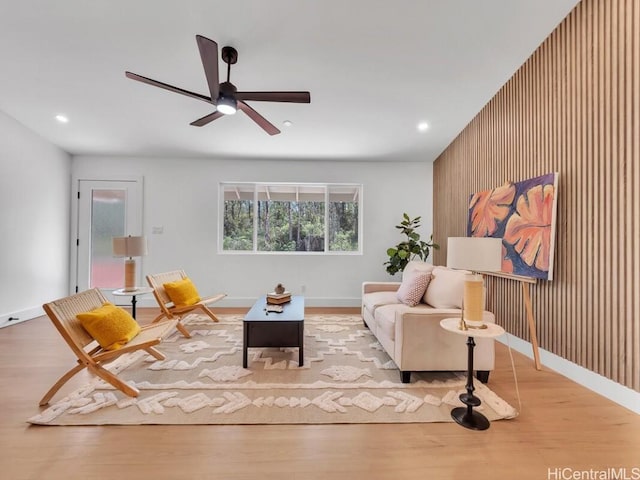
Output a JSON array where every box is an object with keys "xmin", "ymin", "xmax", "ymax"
[
  {"xmin": 595, "ymin": 0, "xmax": 605, "ymax": 376},
  {"xmin": 433, "ymin": 0, "xmax": 640, "ymax": 392},
  {"xmin": 626, "ymin": 0, "xmax": 634, "ymax": 385}
]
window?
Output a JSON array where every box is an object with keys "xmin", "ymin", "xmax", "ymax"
[{"xmin": 221, "ymin": 183, "xmax": 361, "ymax": 254}]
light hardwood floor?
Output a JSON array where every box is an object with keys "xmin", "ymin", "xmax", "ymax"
[{"xmin": 1, "ymin": 307, "xmax": 638, "ymax": 480}]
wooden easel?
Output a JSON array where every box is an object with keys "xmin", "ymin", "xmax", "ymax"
[
  {"xmin": 520, "ymin": 280, "xmax": 542, "ymax": 370},
  {"xmin": 488, "ymin": 272, "xmax": 542, "ymax": 370}
]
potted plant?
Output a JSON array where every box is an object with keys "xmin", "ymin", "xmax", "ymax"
[{"xmin": 384, "ymin": 213, "xmax": 439, "ymax": 275}]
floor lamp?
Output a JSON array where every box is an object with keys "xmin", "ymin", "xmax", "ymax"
[
  {"xmin": 446, "ymin": 237, "xmax": 502, "ymax": 328},
  {"xmin": 112, "ymin": 235, "xmax": 147, "ymax": 292}
]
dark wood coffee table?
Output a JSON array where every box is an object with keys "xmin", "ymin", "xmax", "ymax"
[{"xmin": 243, "ymin": 295, "xmax": 305, "ymax": 368}]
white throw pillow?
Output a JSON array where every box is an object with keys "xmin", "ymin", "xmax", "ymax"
[
  {"xmin": 396, "ymin": 272, "xmax": 432, "ymax": 307},
  {"xmin": 423, "ymin": 266, "xmax": 468, "ymax": 308},
  {"xmin": 402, "ymin": 261, "xmax": 435, "ymax": 281}
]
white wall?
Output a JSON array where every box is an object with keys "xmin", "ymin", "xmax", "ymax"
[
  {"xmin": 0, "ymin": 111, "xmax": 71, "ymax": 327},
  {"xmin": 72, "ymin": 155, "xmax": 434, "ymax": 307}
]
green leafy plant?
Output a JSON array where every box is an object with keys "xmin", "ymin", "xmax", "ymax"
[{"xmin": 384, "ymin": 213, "xmax": 439, "ymax": 275}]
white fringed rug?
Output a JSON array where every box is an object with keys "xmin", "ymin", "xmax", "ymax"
[{"xmin": 29, "ymin": 314, "xmax": 518, "ymax": 425}]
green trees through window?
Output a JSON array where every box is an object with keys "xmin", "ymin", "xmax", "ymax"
[
  {"xmin": 221, "ymin": 183, "xmax": 361, "ymax": 253},
  {"xmin": 223, "ymin": 199, "xmax": 253, "ymax": 251}
]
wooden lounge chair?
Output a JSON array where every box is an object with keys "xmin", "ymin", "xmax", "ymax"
[
  {"xmin": 40, "ymin": 288, "xmax": 178, "ymax": 406},
  {"xmin": 146, "ymin": 270, "xmax": 227, "ymax": 338}
]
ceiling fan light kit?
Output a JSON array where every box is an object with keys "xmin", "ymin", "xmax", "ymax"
[
  {"xmin": 216, "ymin": 94, "xmax": 237, "ymax": 115},
  {"xmin": 125, "ymin": 35, "xmax": 310, "ymax": 135}
]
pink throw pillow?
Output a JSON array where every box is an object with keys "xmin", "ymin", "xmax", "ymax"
[{"xmin": 396, "ymin": 272, "xmax": 432, "ymax": 307}]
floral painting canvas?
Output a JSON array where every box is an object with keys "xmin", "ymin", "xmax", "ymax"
[{"xmin": 467, "ymin": 172, "xmax": 559, "ymax": 280}]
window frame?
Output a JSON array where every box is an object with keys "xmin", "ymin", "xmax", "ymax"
[{"xmin": 219, "ymin": 182, "xmax": 363, "ymax": 255}]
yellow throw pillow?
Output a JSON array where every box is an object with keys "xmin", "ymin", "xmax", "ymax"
[
  {"xmin": 163, "ymin": 277, "xmax": 201, "ymax": 307},
  {"xmin": 77, "ymin": 302, "xmax": 141, "ymax": 351}
]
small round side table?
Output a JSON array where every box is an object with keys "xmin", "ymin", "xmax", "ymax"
[
  {"xmin": 440, "ymin": 317, "xmax": 505, "ymax": 431},
  {"xmin": 113, "ymin": 287, "xmax": 154, "ymax": 320}
]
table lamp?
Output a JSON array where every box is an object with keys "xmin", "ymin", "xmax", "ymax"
[
  {"xmin": 112, "ymin": 235, "xmax": 147, "ymax": 292},
  {"xmin": 447, "ymin": 237, "xmax": 502, "ymax": 328}
]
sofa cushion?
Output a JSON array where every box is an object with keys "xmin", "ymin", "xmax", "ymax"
[
  {"xmin": 374, "ymin": 304, "xmax": 399, "ymax": 342},
  {"xmin": 396, "ymin": 272, "xmax": 431, "ymax": 307},
  {"xmin": 375, "ymin": 303, "xmax": 441, "ymax": 345},
  {"xmin": 402, "ymin": 261, "xmax": 434, "ymax": 281},
  {"xmin": 424, "ymin": 266, "xmax": 468, "ymax": 308},
  {"xmin": 362, "ymin": 291, "xmax": 400, "ymax": 314}
]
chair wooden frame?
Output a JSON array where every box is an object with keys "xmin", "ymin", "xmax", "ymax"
[
  {"xmin": 146, "ymin": 270, "xmax": 227, "ymax": 338},
  {"xmin": 40, "ymin": 288, "xmax": 178, "ymax": 406}
]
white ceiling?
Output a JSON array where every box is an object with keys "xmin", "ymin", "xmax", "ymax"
[{"xmin": 0, "ymin": 0, "xmax": 579, "ymax": 162}]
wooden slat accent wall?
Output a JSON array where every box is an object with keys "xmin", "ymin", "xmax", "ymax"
[{"xmin": 433, "ymin": 0, "xmax": 639, "ymax": 392}]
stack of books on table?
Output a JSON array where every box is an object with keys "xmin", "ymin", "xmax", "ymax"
[{"xmin": 266, "ymin": 291, "xmax": 291, "ymax": 305}]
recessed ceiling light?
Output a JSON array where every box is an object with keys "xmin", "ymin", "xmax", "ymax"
[
  {"xmin": 283, "ymin": 120, "xmax": 293, "ymax": 127},
  {"xmin": 55, "ymin": 114, "xmax": 69, "ymax": 123},
  {"xmin": 417, "ymin": 122, "xmax": 429, "ymax": 132}
]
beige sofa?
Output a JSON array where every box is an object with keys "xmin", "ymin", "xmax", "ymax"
[{"xmin": 361, "ymin": 261, "xmax": 495, "ymax": 383}]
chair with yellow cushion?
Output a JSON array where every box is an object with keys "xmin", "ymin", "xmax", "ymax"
[
  {"xmin": 40, "ymin": 288, "xmax": 178, "ymax": 406},
  {"xmin": 146, "ymin": 270, "xmax": 227, "ymax": 338}
]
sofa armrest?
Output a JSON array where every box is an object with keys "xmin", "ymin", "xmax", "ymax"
[
  {"xmin": 393, "ymin": 309, "xmax": 496, "ymax": 371},
  {"xmin": 362, "ymin": 281, "xmax": 401, "ymax": 295}
]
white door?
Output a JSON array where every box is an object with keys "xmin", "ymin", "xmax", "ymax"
[{"xmin": 75, "ymin": 179, "xmax": 143, "ymax": 301}]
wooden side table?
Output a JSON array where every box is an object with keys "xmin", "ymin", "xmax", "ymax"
[
  {"xmin": 113, "ymin": 287, "xmax": 154, "ymax": 320},
  {"xmin": 440, "ymin": 317, "xmax": 505, "ymax": 431}
]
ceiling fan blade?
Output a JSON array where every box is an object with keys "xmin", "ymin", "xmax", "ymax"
[
  {"xmin": 238, "ymin": 101, "xmax": 280, "ymax": 135},
  {"xmin": 190, "ymin": 111, "xmax": 224, "ymax": 127},
  {"xmin": 195, "ymin": 35, "xmax": 220, "ymax": 103},
  {"xmin": 236, "ymin": 91, "xmax": 311, "ymax": 103},
  {"xmin": 125, "ymin": 72, "xmax": 212, "ymax": 104}
]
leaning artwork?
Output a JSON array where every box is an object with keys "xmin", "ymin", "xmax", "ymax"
[{"xmin": 467, "ymin": 172, "xmax": 559, "ymax": 280}]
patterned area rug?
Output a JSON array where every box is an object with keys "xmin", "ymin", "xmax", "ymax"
[{"xmin": 29, "ymin": 314, "xmax": 517, "ymax": 425}]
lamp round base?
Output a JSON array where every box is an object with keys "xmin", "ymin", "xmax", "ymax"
[
  {"xmin": 463, "ymin": 319, "xmax": 485, "ymax": 328},
  {"xmin": 451, "ymin": 407, "xmax": 490, "ymax": 431}
]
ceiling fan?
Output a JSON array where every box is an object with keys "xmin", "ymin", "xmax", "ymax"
[{"xmin": 125, "ymin": 35, "xmax": 310, "ymax": 135}]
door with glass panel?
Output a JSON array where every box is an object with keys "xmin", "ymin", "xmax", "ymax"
[{"xmin": 75, "ymin": 180, "xmax": 143, "ymax": 301}]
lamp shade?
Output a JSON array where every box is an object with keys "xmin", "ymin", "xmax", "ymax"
[
  {"xmin": 446, "ymin": 237, "xmax": 502, "ymax": 272},
  {"xmin": 112, "ymin": 236, "xmax": 147, "ymax": 258}
]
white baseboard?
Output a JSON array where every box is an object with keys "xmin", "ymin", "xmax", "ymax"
[
  {"xmin": 498, "ymin": 334, "xmax": 640, "ymax": 415},
  {"xmin": 0, "ymin": 305, "xmax": 44, "ymax": 329}
]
